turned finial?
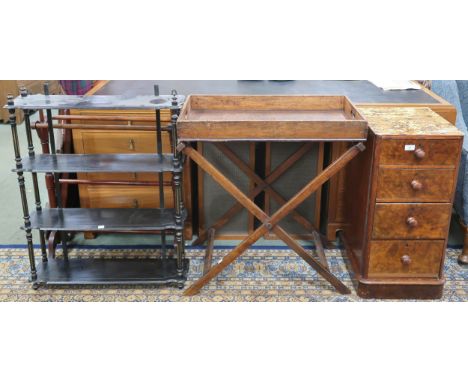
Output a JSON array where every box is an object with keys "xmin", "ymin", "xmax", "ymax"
[
  {"xmin": 43, "ymin": 82, "xmax": 50, "ymax": 95},
  {"xmin": 171, "ymin": 89, "xmax": 178, "ymax": 106},
  {"xmin": 20, "ymin": 87, "xmax": 28, "ymax": 97}
]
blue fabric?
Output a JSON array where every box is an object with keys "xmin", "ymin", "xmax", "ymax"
[
  {"xmin": 432, "ymin": 81, "xmax": 468, "ymax": 148},
  {"xmin": 456, "ymin": 81, "xmax": 468, "ymax": 128},
  {"xmin": 432, "ymin": 81, "xmax": 468, "ymax": 224},
  {"xmin": 455, "ymin": 148, "xmax": 467, "ymax": 224}
]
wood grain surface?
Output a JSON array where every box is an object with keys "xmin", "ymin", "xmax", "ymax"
[
  {"xmin": 376, "ymin": 167, "xmax": 455, "ymax": 202},
  {"xmin": 372, "ymin": 203, "xmax": 452, "ymax": 239},
  {"xmin": 368, "ymin": 240, "xmax": 444, "ymax": 278}
]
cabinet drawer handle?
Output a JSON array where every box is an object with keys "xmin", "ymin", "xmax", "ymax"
[
  {"xmin": 129, "ymin": 138, "xmax": 135, "ymax": 151},
  {"xmin": 410, "ymin": 180, "xmax": 423, "ymax": 191},
  {"xmin": 401, "ymin": 255, "xmax": 412, "ymax": 266},
  {"xmin": 414, "ymin": 148, "xmax": 425, "ymax": 159},
  {"xmin": 406, "ymin": 217, "xmax": 418, "ymax": 227},
  {"xmin": 133, "ymin": 199, "xmax": 139, "ymax": 208}
]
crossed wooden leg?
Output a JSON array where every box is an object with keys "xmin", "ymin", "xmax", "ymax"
[
  {"xmin": 182, "ymin": 142, "xmax": 365, "ymax": 296},
  {"xmin": 193, "ymin": 142, "xmax": 320, "ymax": 245}
]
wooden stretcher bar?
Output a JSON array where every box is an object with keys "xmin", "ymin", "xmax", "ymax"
[{"xmin": 182, "ymin": 143, "xmax": 365, "ymax": 295}]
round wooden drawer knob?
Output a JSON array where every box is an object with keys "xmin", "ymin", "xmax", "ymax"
[
  {"xmin": 406, "ymin": 217, "xmax": 418, "ymax": 227},
  {"xmin": 414, "ymin": 148, "xmax": 426, "ymax": 159},
  {"xmin": 410, "ymin": 180, "xmax": 423, "ymax": 191},
  {"xmin": 401, "ymin": 255, "xmax": 412, "ymax": 265}
]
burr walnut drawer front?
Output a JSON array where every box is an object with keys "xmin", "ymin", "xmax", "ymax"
[
  {"xmin": 372, "ymin": 203, "xmax": 451, "ymax": 239},
  {"xmin": 379, "ymin": 139, "xmax": 460, "ymax": 166},
  {"xmin": 85, "ymin": 186, "xmax": 174, "ymax": 209},
  {"xmin": 368, "ymin": 240, "xmax": 444, "ymax": 278},
  {"xmin": 376, "ymin": 167, "xmax": 455, "ymax": 202},
  {"xmin": 78, "ymin": 131, "xmax": 171, "ymax": 154}
]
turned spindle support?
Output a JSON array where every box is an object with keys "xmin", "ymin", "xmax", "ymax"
[{"xmin": 8, "ymin": 95, "xmax": 37, "ymax": 280}]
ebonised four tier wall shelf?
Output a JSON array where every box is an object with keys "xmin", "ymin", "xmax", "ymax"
[{"xmin": 5, "ymin": 84, "xmax": 188, "ymax": 289}]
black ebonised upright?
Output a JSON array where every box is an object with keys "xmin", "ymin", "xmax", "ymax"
[
  {"xmin": 7, "ymin": 95, "xmax": 37, "ymax": 280},
  {"xmin": 20, "ymin": 87, "xmax": 47, "ymax": 262},
  {"xmin": 43, "ymin": 82, "xmax": 68, "ymax": 260},
  {"xmin": 154, "ymin": 84, "xmax": 167, "ymax": 259},
  {"xmin": 6, "ymin": 86, "xmax": 188, "ymax": 289},
  {"xmin": 170, "ymin": 91, "xmax": 185, "ymax": 285}
]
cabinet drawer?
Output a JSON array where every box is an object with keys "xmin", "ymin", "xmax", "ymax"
[
  {"xmin": 368, "ymin": 240, "xmax": 443, "ymax": 278},
  {"xmin": 372, "ymin": 203, "xmax": 451, "ymax": 239},
  {"xmin": 85, "ymin": 186, "xmax": 174, "ymax": 208},
  {"xmin": 85, "ymin": 172, "xmax": 170, "ymax": 182},
  {"xmin": 78, "ymin": 131, "xmax": 171, "ymax": 154},
  {"xmin": 376, "ymin": 167, "xmax": 455, "ymax": 202},
  {"xmin": 379, "ymin": 139, "xmax": 460, "ymax": 166}
]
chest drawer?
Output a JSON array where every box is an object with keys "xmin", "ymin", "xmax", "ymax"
[
  {"xmin": 379, "ymin": 139, "xmax": 460, "ymax": 166},
  {"xmin": 372, "ymin": 203, "xmax": 451, "ymax": 239},
  {"xmin": 77, "ymin": 131, "xmax": 171, "ymax": 154},
  {"xmin": 368, "ymin": 240, "xmax": 444, "ymax": 278},
  {"xmin": 85, "ymin": 185, "xmax": 174, "ymax": 209},
  {"xmin": 85, "ymin": 172, "xmax": 170, "ymax": 182},
  {"xmin": 376, "ymin": 167, "xmax": 455, "ymax": 202}
]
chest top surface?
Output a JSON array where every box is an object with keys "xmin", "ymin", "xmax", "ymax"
[{"xmin": 358, "ymin": 107, "xmax": 463, "ymax": 137}]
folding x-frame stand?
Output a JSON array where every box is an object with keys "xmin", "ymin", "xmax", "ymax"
[
  {"xmin": 179, "ymin": 142, "xmax": 365, "ymax": 296},
  {"xmin": 192, "ymin": 142, "xmax": 327, "ymax": 247}
]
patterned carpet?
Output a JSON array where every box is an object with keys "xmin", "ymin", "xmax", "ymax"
[{"xmin": 0, "ymin": 247, "xmax": 467, "ymax": 302}]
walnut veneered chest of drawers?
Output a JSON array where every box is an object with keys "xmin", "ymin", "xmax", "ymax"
[{"xmin": 342, "ymin": 107, "xmax": 463, "ymax": 299}]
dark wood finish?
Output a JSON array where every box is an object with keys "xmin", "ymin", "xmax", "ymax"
[
  {"xmin": 9, "ymin": 93, "xmax": 184, "ymax": 111},
  {"xmin": 47, "ymin": 231, "xmax": 60, "ymax": 259},
  {"xmin": 326, "ymin": 100, "xmax": 457, "ymax": 241},
  {"xmin": 203, "ymin": 228, "xmax": 215, "ymax": 276},
  {"xmin": 33, "ymin": 258, "xmax": 189, "ymax": 287},
  {"xmin": 313, "ymin": 231, "xmax": 329, "ymax": 270},
  {"xmin": 28, "ymin": 208, "xmax": 185, "ymax": 231},
  {"xmin": 60, "ymin": 179, "xmax": 172, "ymax": 186},
  {"xmin": 357, "ymin": 279, "xmax": 445, "ymax": 300},
  {"xmin": 376, "ymin": 168, "xmax": 455, "ymax": 202},
  {"xmin": 368, "ymin": 240, "xmax": 444, "ymax": 278},
  {"xmin": 342, "ymin": 107, "xmax": 463, "ymax": 299},
  {"xmin": 372, "ymin": 203, "xmax": 452, "ymax": 239},
  {"xmin": 0, "ymin": 80, "xmax": 62, "ymax": 123},
  {"xmin": 7, "ymin": 89, "xmax": 188, "ymax": 288},
  {"xmin": 53, "ymin": 114, "xmax": 167, "ymax": 123},
  {"xmin": 379, "ymin": 139, "xmax": 460, "ymax": 166},
  {"xmin": 34, "ymin": 107, "xmax": 70, "ymax": 259},
  {"xmin": 15, "ymin": 154, "xmax": 179, "ymax": 174},
  {"xmin": 178, "ymin": 95, "xmax": 368, "ymax": 141}
]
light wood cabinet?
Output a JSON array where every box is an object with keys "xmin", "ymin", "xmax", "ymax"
[{"xmin": 71, "ymin": 110, "xmax": 193, "ymax": 239}]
